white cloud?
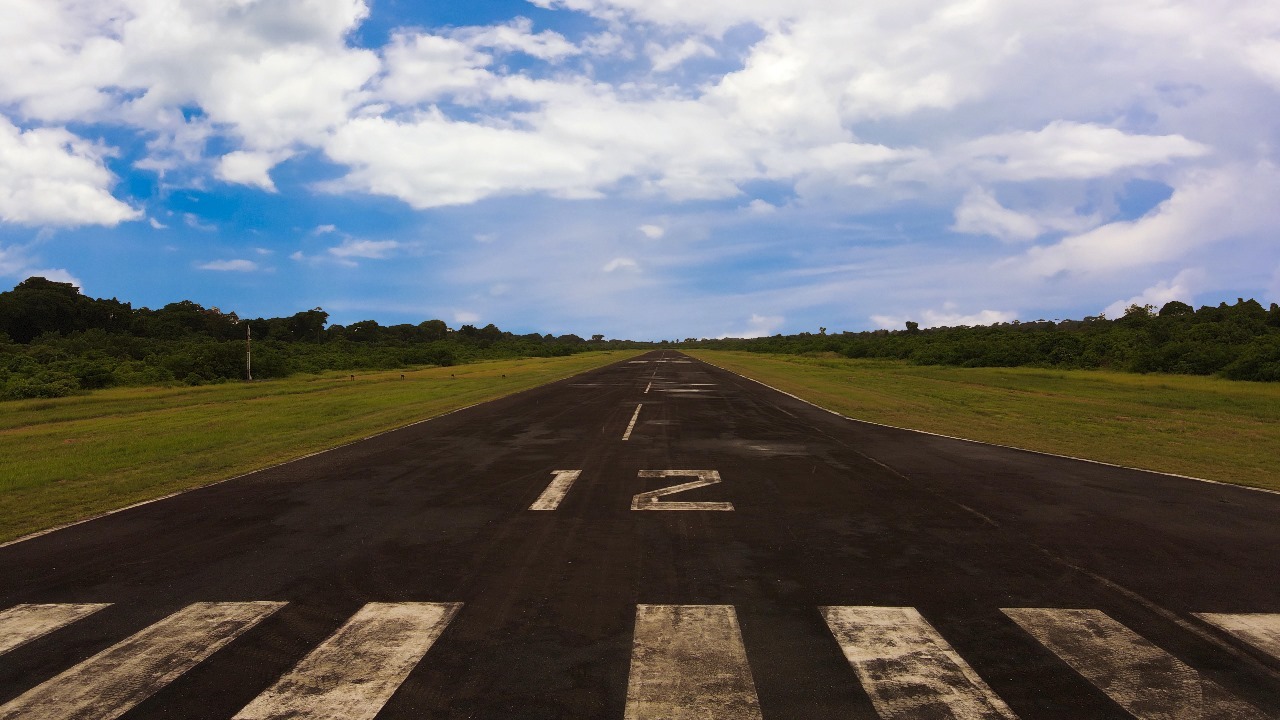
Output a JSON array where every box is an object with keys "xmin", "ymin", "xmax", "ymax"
[
  {"xmin": 23, "ymin": 267, "xmax": 83, "ymax": 287},
  {"xmin": 648, "ymin": 38, "xmax": 715, "ymax": 72},
  {"xmin": 951, "ymin": 188, "xmax": 1043, "ymax": 243},
  {"xmin": 721, "ymin": 313, "xmax": 784, "ymax": 339},
  {"xmin": 1103, "ymin": 269, "xmax": 1203, "ymax": 318},
  {"xmin": 602, "ymin": 257, "xmax": 639, "ymax": 272},
  {"xmin": 197, "ymin": 259, "xmax": 259, "ymax": 272},
  {"xmin": 148, "ymin": 217, "xmax": 167, "ymax": 229},
  {"xmin": 638, "ymin": 224, "xmax": 665, "ymax": 239},
  {"xmin": 952, "ymin": 122, "xmax": 1210, "ymax": 182},
  {"xmin": 454, "ymin": 310, "xmax": 480, "ymax": 324},
  {"xmin": 455, "ymin": 17, "xmax": 579, "ymax": 61},
  {"xmin": 313, "ymin": 224, "xmax": 338, "ymax": 235},
  {"xmin": 1014, "ymin": 162, "xmax": 1280, "ymax": 277},
  {"xmin": 328, "ymin": 239, "xmax": 402, "ymax": 259},
  {"xmin": 0, "ymin": 116, "xmax": 140, "ymax": 227},
  {"xmin": 745, "ymin": 199, "xmax": 778, "ymax": 215},
  {"xmin": 378, "ymin": 32, "xmax": 494, "ymax": 105},
  {"xmin": 215, "ymin": 150, "xmax": 288, "ymax": 191},
  {"xmin": 873, "ymin": 304, "xmax": 1018, "ymax": 330}
]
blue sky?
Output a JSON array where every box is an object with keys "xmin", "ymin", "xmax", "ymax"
[{"xmin": 3, "ymin": 1, "xmax": 1280, "ymax": 339}]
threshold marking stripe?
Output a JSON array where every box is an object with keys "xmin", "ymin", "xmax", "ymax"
[
  {"xmin": 0, "ymin": 601, "xmax": 284, "ymax": 720},
  {"xmin": 820, "ymin": 606, "xmax": 1017, "ymax": 720},
  {"xmin": 624, "ymin": 605, "xmax": 763, "ymax": 720},
  {"xmin": 1003, "ymin": 608, "xmax": 1267, "ymax": 719},
  {"xmin": 0, "ymin": 604, "xmax": 110, "ymax": 657},
  {"xmin": 529, "ymin": 470, "xmax": 582, "ymax": 511},
  {"xmin": 234, "ymin": 602, "xmax": 461, "ymax": 720},
  {"xmin": 1195, "ymin": 613, "xmax": 1280, "ymax": 661},
  {"xmin": 622, "ymin": 403, "xmax": 643, "ymax": 441}
]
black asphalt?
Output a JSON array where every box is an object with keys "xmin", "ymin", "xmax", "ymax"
[{"xmin": 2, "ymin": 349, "xmax": 1278, "ymax": 718}]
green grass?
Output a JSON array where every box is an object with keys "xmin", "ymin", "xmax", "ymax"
[
  {"xmin": 1, "ymin": 352, "xmax": 640, "ymax": 543},
  {"xmin": 687, "ymin": 351, "xmax": 1280, "ymax": 492}
]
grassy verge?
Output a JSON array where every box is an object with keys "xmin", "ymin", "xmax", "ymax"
[
  {"xmin": 1, "ymin": 351, "xmax": 640, "ymax": 543},
  {"xmin": 687, "ymin": 351, "xmax": 1280, "ymax": 492}
]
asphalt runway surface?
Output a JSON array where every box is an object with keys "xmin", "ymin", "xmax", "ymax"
[{"xmin": 2, "ymin": 349, "xmax": 1279, "ymax": 719}]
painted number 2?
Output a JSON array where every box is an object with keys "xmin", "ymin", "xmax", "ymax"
[
  {"xmin": 528, "ymin": 470, "xmax": 732, "ymax": 511},
  {"xmin": 632, "ymin": 470, "xmax": 733, "ymax": 511}
]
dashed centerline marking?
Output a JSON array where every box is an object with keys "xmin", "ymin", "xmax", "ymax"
[
  {"xmin": 529, "ymin": 470, "xmax": 583, "ymax": 511},
  {"xmin": 624, "ymin": 605, "xmax": 763, "ymax": 720},
  {"xmin": 1004, "ymin": 607, "xmax": 1268, "ymax": 719},
  {"xmin": 0, "ymin": 602, "xmax": 284, "ymax": 720},
  {"xmin": 820, "ymin": 606, "xmax": 1017, "ymax": 720},
  {"xmin": 233, "ymin": 603, "xmax": 461, "ymax": 720},
  {"xmin": 0, "ymin": 603, "xmax": 110, "ymax": 657},
  {"xmin": 622, "ymin": 403, "xmax": 644, "ymax": 441}
]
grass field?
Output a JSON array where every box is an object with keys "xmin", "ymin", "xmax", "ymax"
[
  {"xmin": 688, "ymin": 350, "xmax": 1280, "ymax": 493},
  {"xmin": 1, "ymin": 351, "xmax": 640, "ymax": 543}
]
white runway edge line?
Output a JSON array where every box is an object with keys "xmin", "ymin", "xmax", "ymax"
[
  {"xmin": 1003, "ymin": 608, "xmax": 1268, "ymax": 719},
  {"xmin": 0, "ymin": 602, "xmax": 284, "ymax": 720},
  {"xmin": 529, "ymin": 470, "xmax": 583, "ymax": 511},
  {"xmin": 0, "ymin": 603, "xmax": 110, "ymax": 657},
  {"xmin": 1195, "ymin": 613, "xmax": 1280, "ymax": 662},
  {"xmin": 234, "ymin": 603, "xmax": 461, "ymax": 720},
  {"xmin": 624, "ymin": 605, "xmax": 763, "ymax": 720},
  {"xmin": 622, "ymin": 403, "xmax": 644, "ymax": 441},
  {"xmin": 820, "ymin": 606, "xmax": 1017, "ymax": 720},
  {"xmin": 694, "ymin": 356, "xmax": 1280, "ymax": 496}
]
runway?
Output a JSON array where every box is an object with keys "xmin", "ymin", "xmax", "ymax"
[{"xmin": 2, "ymin": 350, "xmax": 1278, "ymax": 718}]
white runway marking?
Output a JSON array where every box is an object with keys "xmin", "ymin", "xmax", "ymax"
[
  {"xmin": 624, "ymin": 605, "xmax": 763, "ymax": 720},
  {"xmin": 820, "ymin": 606, "xmax": 1017, "ymax": 720},
  {"xmin": 0, "ymin": 604, "xmax": 110, "ymax": 657},
  {"xmin": 529, "ymin": 470, "xmax": 582, "ymax": 510},
  {"xmin": 644, "ymin": 382, "xmax": 652, "ymax": 394},
  {"xmin": 234, "ymin": 602, "xmax": 461, "ymax": 720},
  {"xmin": 1003, "ymin": 608, "xmax": 1267, "ymax": 719},
  {"xmin": 622, "ymin": 403, "xmax": 643, "ymax": 441},
  {"xmin": 1196, "ymin": 613, "xmax": 1280, "ymax": 661},
  {"xmin": 632, "ymin": 470, "xmax": 733, "ymax": 511},
  {"xmin": 0, "ymin": 601, "xmax": 284, "ymax": 720}
]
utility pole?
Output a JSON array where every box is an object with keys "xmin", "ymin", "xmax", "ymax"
[{"xmin": 246, "ymin": 323, "xmax": 253, "ymax": 381}]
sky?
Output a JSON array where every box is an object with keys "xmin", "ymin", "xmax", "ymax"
[{"xmin": 2, "ymin": 0, "xmax": 1280, "ymax": 340}]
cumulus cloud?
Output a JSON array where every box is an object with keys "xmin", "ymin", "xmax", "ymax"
[
  {"xmin": 638, "ymin": 224, "xmax": 665, "ymax": 239},
  {"xmin": 216, "ymin": 150, "xmax": 288, "ymax": 191},
  {"xmin": 951, "ymin": 188, "xmax": 1043, "ymax": 242},
  {"xmin": 1013, "ymin": 162, "xmax": 1280, "ymax": 277},
  {"xmin": 197, "ymin": 259, "xmax": 259, "ymax": 272},
  {"xmin": 952, "ymin": 122, "xmax": 1210, "ymax": 183},
  {"xmin": 720, "ymin": 313, "xmax": 784, "ymax": 339},
  {"xmin": 0, "ymin": 116, "xmax": 140, "ymax": 227},
  {"xmin": 1103, "ymin": 269, "xmax": 1203, "ymax": 318},
  {"xmin": 873, "ymin": 304, "xmax": 1018, "ymax": 329},
  {"xmin": 648, "ymin": 38, "xmax": 716, "ymax": 72}
]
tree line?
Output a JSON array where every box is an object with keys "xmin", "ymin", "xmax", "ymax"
[
  {"xmin": 684, "ymin": 299, "xmax": 1280, "ymax": 382},
  {"xmin": 0, "ymin": 277, "xmax": 638, "ymax": 400},
  {"xmin": 5, "ymin": 276, "xmax": 1279, "ymax": 401}
]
